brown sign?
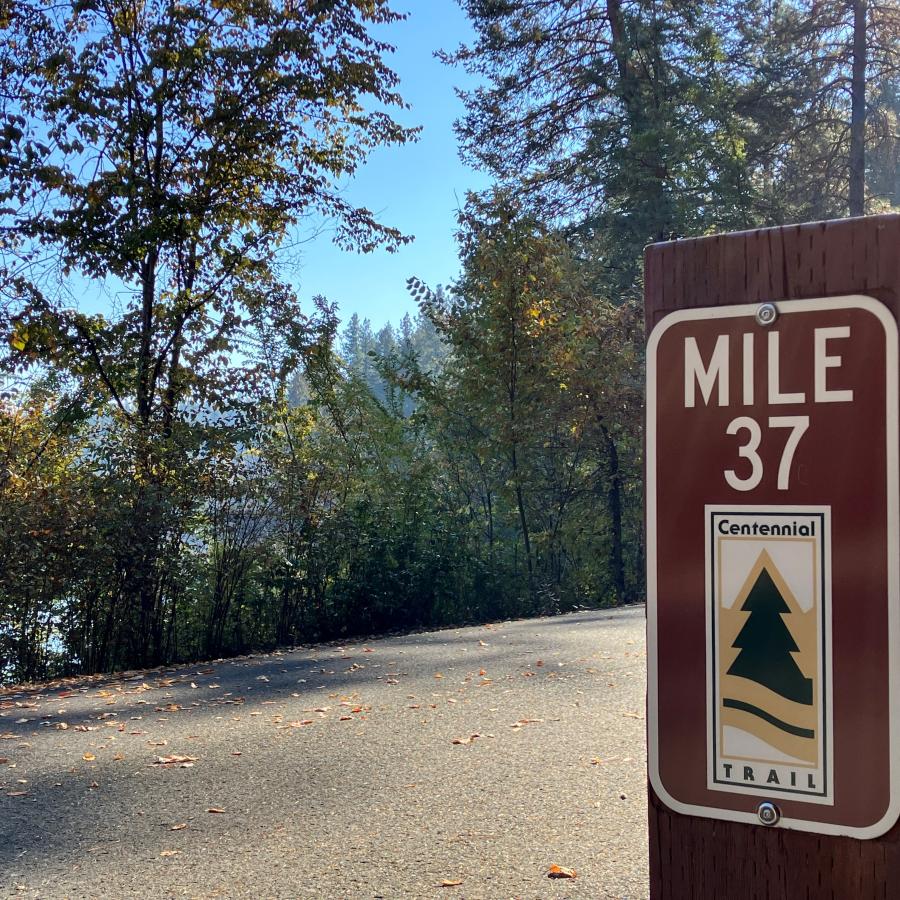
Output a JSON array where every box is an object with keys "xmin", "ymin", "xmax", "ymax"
[{"xmin": 647, "ymin": 295, "xmax": 899, "ymax": 838}]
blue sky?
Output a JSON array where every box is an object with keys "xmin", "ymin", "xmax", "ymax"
[{"xmin": 291, "ymin": 2, "xmax": 491, "ymax": 331}]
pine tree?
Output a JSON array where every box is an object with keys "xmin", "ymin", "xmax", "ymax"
[{"xmin": 727, "ymin": 566, "xmax": 813, "ymax": 705}]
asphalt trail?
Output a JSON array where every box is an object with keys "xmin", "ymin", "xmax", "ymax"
[{"xmin": 0, "ymin": 605, "xmax": 648, "ymax": 899}]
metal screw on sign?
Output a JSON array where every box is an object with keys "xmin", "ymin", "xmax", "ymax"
[
  {"xmin": 757, "ymin": 802, "xmax": 781, "ymax": 826},
  {"xmin": 755, "ymin": 302, "xmax": 779, "ymax": 326}
]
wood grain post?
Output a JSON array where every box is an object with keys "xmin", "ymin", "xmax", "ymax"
[{"xmin": 645, "ymin": 215, "xmax": 900, "ymax": 899}]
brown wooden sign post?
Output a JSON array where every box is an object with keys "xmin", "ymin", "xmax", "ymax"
[{"xmin": 645, "ymin": 215, "xmax": 900, "ymax": 897}]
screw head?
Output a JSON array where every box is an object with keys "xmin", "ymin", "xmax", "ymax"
[
  {"xmin": 757, "ymin": 801, "xmax": 780, "ymax": 826},
  {"xmin": 755, "ymin": 302, "xmax": 779, "ymax": 326}
]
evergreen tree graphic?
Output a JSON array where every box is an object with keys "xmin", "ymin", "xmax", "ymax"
[{"xmin": 726, "ymin": 565, "xmax": 813, "ymax": 705}]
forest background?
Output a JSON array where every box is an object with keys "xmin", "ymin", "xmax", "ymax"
[{"xmin": 0, "ymin": 0, "xmax": 897, "ymax": 683}]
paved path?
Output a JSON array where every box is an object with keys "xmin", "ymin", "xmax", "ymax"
[{"xmin": 0, "ymin": 606, "xmax": 648, "ymax": 899}]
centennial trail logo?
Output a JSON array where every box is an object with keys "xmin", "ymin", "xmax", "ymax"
[{"xmin": 706, "ymin": 507, "xmax": 833, "ymax": 803}]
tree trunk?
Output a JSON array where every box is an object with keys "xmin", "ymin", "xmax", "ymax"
[
  {"xmin": 849, "ymin": 0, "xmax": 868, "ymax": 216},
  {"xmin": 511, "ymin": 444, "xmax": 535, "ymax": 596},
  {"xmin": 600, "ymin": 422, "xmax": 627, "ymax": 604}
]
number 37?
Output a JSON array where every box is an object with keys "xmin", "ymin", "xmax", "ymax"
[{"xmin": 725, "ymin": 416, "xmax": 809, "ymax": 491}]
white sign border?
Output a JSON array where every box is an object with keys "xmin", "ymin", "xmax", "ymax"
[{"xmin": 646, "ymin": 294, "xmax": 900, "ymax": 839}]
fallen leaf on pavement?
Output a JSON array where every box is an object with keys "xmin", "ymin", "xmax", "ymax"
[
  {"xmin": 451, "ymin": 733, "xmax": 480, "ymax": 745},
  {"xmin": 170, "ymin": 823, "xmax": 188, "ymax": 831},
  {"xmin": 440, "ymin": 879, "xmax": 463, "ymax": 887},
  {"xmin": 547, "ymin": 865, "xmax": 577, "ymax": 879},
  {"xmin": 82, "ymin": 752, "xmax": 96, "ymax": 761},
  {"xmin": 151, "ymin": 755, "xmax": 198, "ymax": 767},
  {"xmin": 160, "ymin": 849, "xmax": 179, "ymax": 857},
  {"xmin": 6, "ymin": 791, "xmax": 28, "ymax": 797},
  {"xmin": 509, "ymin": 718, "xmax": 542, "ymax": 729},
  {"xmin": 207, "ymin": 807, "xmax": 226, "ymax": 814}
]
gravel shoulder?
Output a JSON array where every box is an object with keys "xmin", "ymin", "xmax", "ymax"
[{"xmin": 0, "ymin": 605, "xmax": 648, "ymax": 900}]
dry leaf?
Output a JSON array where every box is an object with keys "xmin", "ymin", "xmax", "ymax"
[
  {"xmin": 160, "ymin": 849, "xmax": 179, "ymax": 857},
  {"xmin": 451, "ymin": 733, "xmax": 480, "ymax": 745},
  {"xmin": 440, "ymin": 879, "xmax": 463, "ymax": 887},
  {"xmin": 207, "ymin": 807, "xmax": 226, "ymax": 814},
  {"xmin": 547, "ymin": 865, "xmax": 577, "ymax": 879},
  {"xmin": 82, "ymin": 752, "xmax": 96, "ymax": 761},
  {"xmin": 151, "ymin": 755, "xmax": 198, "ymax": 767},
  {"xmin": 170, "ymin": 823, "xmax": 188, "ymax": 831},
  {"xmin": 591, "ymin": 755, "xmax": 619, "ymax": 766},
  {"xmin": 6, "ymin": 791, "xmax": 28, "ymax": 797}
]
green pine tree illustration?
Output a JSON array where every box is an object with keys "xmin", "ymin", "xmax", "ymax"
[{"xmin": 726, "ymin": 566, "xmax": 813, "ymax": 705}]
